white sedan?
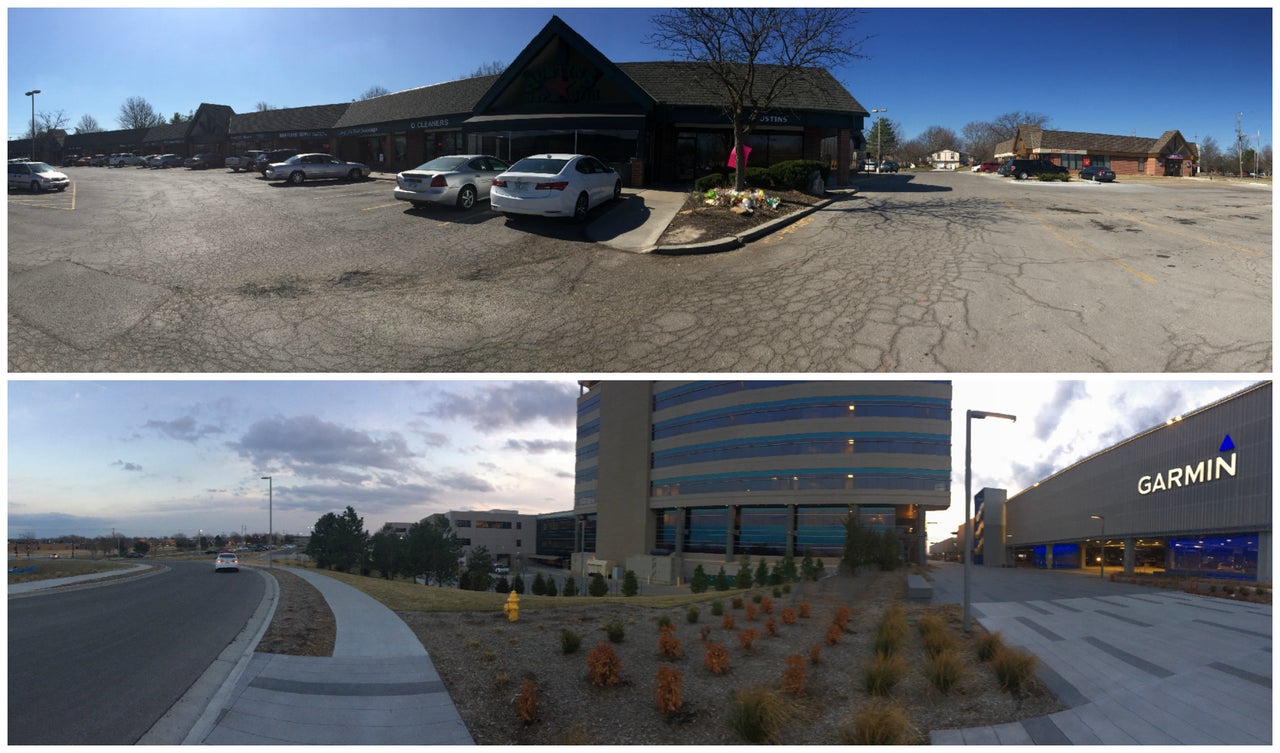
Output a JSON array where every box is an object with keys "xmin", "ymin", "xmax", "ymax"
[
  {"xmin": 394, "ymin": 154, "xmax": 510, "ymax": 210},
  {"xmin": 214, "ymin": 553, "xmax": 239, "ymax": 572},
  {"xmin": 490, "ymin": 154, "xmax": 622, "ymax": 222},
  {"xmin": 264, "ymin": 153, "xmax": 371, "ymax": 185}
]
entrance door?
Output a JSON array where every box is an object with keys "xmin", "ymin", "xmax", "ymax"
[
  {"xmin": 1164, "ymin": 158, "xmax": 1183, "ymax": 177},
  {"xmin": 675, "ymin": 135, "xmax": 696, "ymax": 181}
]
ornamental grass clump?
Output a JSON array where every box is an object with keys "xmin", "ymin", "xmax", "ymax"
[
  {"xmin": 873, "ymin": 606, "xmax": 908, "ymax": 657},
  {"xmin": 764, "ymin": 617, "xmax": 779, "ymax": 638},
  {"xmin": 687, "ymin": 606, "xmax": 700, "ymax": 624},
  {"xmin": 991, "ymin": 645, "xmax": 1037, "ymax": 692},
  {"xmin": 760, "ymin": 596, "xmax": 774, "ymax": 614},
  {"xmin": 975, "ymin": 631, "xmax": 1005, "ymax": 662},
  {"xmin": 722, "ymin": 613, "xmax": 736, "ymax": 631},
  {"xmin": 824, "ymin": 622, "xmax": 843, "ymax": 646},
  {"xmin": 925, "ymin": 648, "xmax": 964, "ymax": 694},
  {"xmin": 862, "ymin": 652, "xmax": 906, "ymax": 696},
  {"xmin": 586, "ymin": 643, "xmax": 623, "ymax": 687},
  {"xmin": 560, "ymin": 629, "xmax": 582, "ymax": 655},
  {"xmin": 605, "ymin": 621, "xmax": 626, "ymax": 644},
  {"xmin": 738, "ymin": 628, "xmax": 760, "ymax": 651},
  {"xmin": 745, "ymin": 603, "xmax": 758, "ymax": 622},
  {"xmin": 840, "ymin": 701, "xmax": 912, "ymax": 744},
  {"xmin": 832, "ymin": 605, "xmax": 852, "ymax": 631},
  {"xmin": 704, "ymin": 641, "xmax": 730, "ymax": 675},
  {"xmin": 654, "ymin": 667, "xmax": 684, "ymax": 713},
  {"xmin": 728, "ymin": 685, "xmax": 793, "ymax": 744}
]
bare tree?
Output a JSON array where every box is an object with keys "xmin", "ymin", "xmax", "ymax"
[
  {"xmin": 254, "ymin": 101, "xmax": 279, "ymax": 112},
  {"xmin": 118, "ymin": 96, "xmax": 167, "ymax": 129},
  {"xmin": 359, "ymin": 85, "xmax": 391, "ymax": 100},
  {"xmin": 468, "ymin": 60, "xmax": 507, "ymax": 78},
  {"xmin": 648, "ymin": 8, "xmax": 870, "ymax": 191},
  {"xmin": 917, "ymin": 125, "xmax": 959, "ymax": 160},
  {"xmin": 74, "ymin": 113, "xmax": 103, "ymax": 133},
  {"xmin": 961, "ymin": 111, "xmax": 1051, "ymax": 161},
  {"xmin": 989, "ymin": 110, "xmax": 1050, "ymax": 142},
  {"xmin": 1197, "ymin": 134, "xmax": 1222, "ymax": 173}
]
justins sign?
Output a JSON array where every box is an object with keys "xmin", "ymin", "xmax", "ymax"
[{"xmin": 1137, "ymin": 435, "xmax": 1237, "ymax": 495}]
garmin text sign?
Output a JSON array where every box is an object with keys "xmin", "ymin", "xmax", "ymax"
[{"xmin": 1137, "ymin": 435, "xmax": 1237, "ymax": 495}]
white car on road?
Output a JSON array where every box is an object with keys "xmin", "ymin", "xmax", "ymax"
[
  {"xmin": 490, "ymin": 153, "xmax": 622, "ymax": 222},
  {"xmin": 214, "ymin": 553, "xmax": 240, "ymax": 572}
]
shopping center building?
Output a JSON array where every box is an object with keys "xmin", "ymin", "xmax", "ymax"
[
  {"xmin": 14, "ymin": 15, "xmax": 868, "ymax": 186},
  {"xmin": 994, "ymin": 124, "xmax": 1199, "ymax": 176},
  {"xmin": 973, "ymin": 382, "xmax": 1271, "ymax": 582},
  {"xmin": 572, "ymin": 380, "xmax": 952, "ymax": 584}
]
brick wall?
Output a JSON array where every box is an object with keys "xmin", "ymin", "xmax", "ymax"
[{"xmin": 1111, "ymin": 157, "xmax": 1142, "ymax": 175}]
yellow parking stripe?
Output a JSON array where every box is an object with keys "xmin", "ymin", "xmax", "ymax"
[
  {"xmin": 1108, "ymin": 212, "xmax": 1265, "ymax": 256},
  {"xmin": 7, "ymin": 182, "xmax": 76, "ymax": 210},
  {"xmin": 1003, "ymin": 201, "xmax": 1156, "ymax": 284}
]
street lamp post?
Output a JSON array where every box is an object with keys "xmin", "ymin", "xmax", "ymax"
[
  {"xmin": 261, "ymin": 476, "xmax": 273, "ymax": 568},
  {"xmin": 25, "ymin": 89, "xmax": 41, "ymax": 161},
  {"xmin": 1091, "ymin": 514, "xmax": 1105, "ymax": 579},
  {"xmin": 870, "ymin": 108, "xmax": 886, "ymax": 173},
  {"xmin": 964, "ymin": 409, "xmax": 1017, "ymax": 634}
]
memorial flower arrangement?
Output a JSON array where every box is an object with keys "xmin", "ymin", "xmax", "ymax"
[{"xmin": 703, "ymin": 187, "xmax": 783, "ymax": 214}]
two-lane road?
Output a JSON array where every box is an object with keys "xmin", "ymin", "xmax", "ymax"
[{"xmin": 8, "ymin": 560, "xmax": 265, "ymax": 744}]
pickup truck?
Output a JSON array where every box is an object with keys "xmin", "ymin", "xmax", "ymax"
[{"xmin": 226, "ymin": 150, "xmax": 266, "ymax": 172}]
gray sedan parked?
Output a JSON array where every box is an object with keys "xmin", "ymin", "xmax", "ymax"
[
  {"xmin": 264, "ymin": 153, "xmax": 371, "ymax": 185},
  {"xmin": 393, "ymin": 154, "xmax": 510, "ymax": 210}
]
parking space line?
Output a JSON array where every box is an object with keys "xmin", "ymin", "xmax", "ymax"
[
  {"xmin": 1004, "ymin": 200, "xmax": 1157, "ymax": 284},
  {"xmin": 7, "ymin": 182, "xmax": 76, "ymax": 210},
  {"xmin": 1107, "ymin": 212, "xmax": 1266, "ymax": 256},
  {"xmin": 360, "ymin": 202, "xmax": 403, "ymax": 211}
]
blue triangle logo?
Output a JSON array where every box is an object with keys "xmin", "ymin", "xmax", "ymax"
[{"xmin": 1220, "ymin": 434, "xmax": 1235, "ymax": 452}]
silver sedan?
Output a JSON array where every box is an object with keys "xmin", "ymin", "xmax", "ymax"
[
  {"xmin": 264, "ymin": 153, "xmax": 371, "ymax": 185},
  {"xmin": 393, "ymin": 155, "xmax": 510, "ymax": 210}
]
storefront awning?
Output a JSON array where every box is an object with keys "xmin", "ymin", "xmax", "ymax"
[{"xmin": 463, "ymin": 113, "xmax": 647, "ymax": 132}]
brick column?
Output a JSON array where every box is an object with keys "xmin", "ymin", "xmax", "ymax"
[{"xmin": 837, "ymin": 129, "xmax": 851, "ymax": 185}]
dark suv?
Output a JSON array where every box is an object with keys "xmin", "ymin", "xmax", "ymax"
[
  {"xmin": 998, "ymin": 159, "xmax": 1068, "ymax": 180},
  {"xmin": 255, "ymin": 149, "xmax": 299, "ymax": 174}
]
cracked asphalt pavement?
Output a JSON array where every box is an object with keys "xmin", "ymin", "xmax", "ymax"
[{"xmin": 8, "ymin": 168, "xmax": 1270, "ymax": 372}]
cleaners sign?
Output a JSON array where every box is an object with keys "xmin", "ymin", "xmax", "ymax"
[{"xmin": 1137, "ymin": 435, "xmax": 1237, "ymax": 495}]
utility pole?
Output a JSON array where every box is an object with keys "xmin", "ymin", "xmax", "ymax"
[{"xmin": 1236, "ymin": 112, "xmax": 1244, "ymax": 177}]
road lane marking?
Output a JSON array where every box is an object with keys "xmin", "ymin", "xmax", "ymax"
[
  {"xmin": 1108, "ymin": 212, "xmax": 1265, "ymax": 256},
  {"xmin": 360, "ymin": 202, "xmax": 403, "ymax": 211},
  {"xmin": 1003, "ymin": 200, "xmax": 1157, "ymax": 284}
]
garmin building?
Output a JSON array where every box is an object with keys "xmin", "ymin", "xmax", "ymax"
[
  {"xmin": 983, "ymin": 382, "xmax": 1271, "ymax": 582},
  {"xmin": 573, "ymin": 381, "xmax": 952, "ymax": 584}
]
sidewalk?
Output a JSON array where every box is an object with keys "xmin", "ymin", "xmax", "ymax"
[
  {"xmin": 192, "ymin": 566, "xmax": 473, "ymax": 745},
  {"xmin": 925, "ymin": 562, "xmax": 1271, "ymax": 744},
  {"xmin": 7, "ymin": 562, "xmax": 150, "ymax": 595}
]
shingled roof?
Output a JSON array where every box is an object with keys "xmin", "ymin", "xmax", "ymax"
[
  {"xmin": 230, "ymin": 103, "xmax": 351, "ymax": 136},
  {"xmin": 1017, "ymin": 125, "xmax": 1185, "ymax": 155},
  {"xmin": 617, "ymin": 61, "xmax": 868, "ymax": 116},
  {"xmin": 142, "ymin": 121, "xmax": 191, "ymax": 144},
  {"xmin": 334, "ymin": 76, "xmax": 499, "ymax": 129}
]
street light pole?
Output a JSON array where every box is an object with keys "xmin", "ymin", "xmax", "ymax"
[
  {"xmin": 1091, "ymin": 514, "xmax": 1105, "ymax": 579},
  {"xmin": 964, "ymin": 409, "xmax": 1017, "ymax": 634},
  {"xmin": 25, "ymin": 89, "xmax": 41, "ymax": 161},
  {"xmin": 261, "ymin": 476, "xmax": 273, "ymax": 568},
  {"xmin": 870, "ymin": 108, "xmax": 887, "ymax": 173}
]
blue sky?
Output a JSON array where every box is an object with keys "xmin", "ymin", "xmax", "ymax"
[
  {"xmin": 7, "ymin": 7, "xmax": 1272, "ymax": 150},
  {"xmin": 7, "ymin": 378, "xmax": 1258, "ymax": 542}
]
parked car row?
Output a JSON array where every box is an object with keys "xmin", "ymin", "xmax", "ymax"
[{"xmin": 996, "ymin": 159, "xmax": 1069, "ymax": 180}]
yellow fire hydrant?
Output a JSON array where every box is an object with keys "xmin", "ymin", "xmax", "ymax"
[{"xmin": 502, "ymin": 590, "xmax": 520, "ymax": 622}]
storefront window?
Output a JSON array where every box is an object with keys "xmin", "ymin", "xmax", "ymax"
[
  {"xmin": 796, "ymin": 506, "xmax": 849, "ymax": 556},
  {"xmin": 737, "ymin": 506, "xmax": 789, "ymax": 555},
  {"xmin": 1168, "ymin": 535, "xmax": 1257, "ymax": 580},
  {"xmin": 394, "ymin": 135, "xmax": 407, "ymax": 163},
  {"xmin": 471, "ymin": 130, "xmax": 637, "ymax": 166},
  {"xmin": 685, "ymin": 508, "xmax": 727, "ymax": 554},
  {"xmin": 654, "ymin": 508, "xmax": 679, "ymax": 552}
]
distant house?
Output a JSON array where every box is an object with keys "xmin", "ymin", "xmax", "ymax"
[
  {"xmin": 929, "ymin": 148, "xmax": 970, "ymax": 170},
  {"xmin": 1006, "ymin": 125, "xmax": 1198, "ymax": 176}
]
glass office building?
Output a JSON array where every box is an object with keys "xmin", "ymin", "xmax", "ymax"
[{"xmin": 572, "ymin": 381, "xmax": 952, "ymax": 583}]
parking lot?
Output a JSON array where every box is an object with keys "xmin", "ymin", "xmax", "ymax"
[{"xmin": 8, "ymin": 167, "xmax": 1271, "ymax": 372}]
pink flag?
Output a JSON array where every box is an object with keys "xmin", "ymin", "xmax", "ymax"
[{"xmin": 727, "ymin": 144, "xmax": 752, "ymax": 168}]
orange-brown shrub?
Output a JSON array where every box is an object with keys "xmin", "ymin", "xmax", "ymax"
[
  {"xmin": 760, "ymin": 596, "xmax": 774, "ymax": 614},
  {"xmin": 704, "ymin": 641, "xmax": 730, "ymax": 675},
  {"xmin": 516, "ymin": 679, "xmax": 538, "ymax": 723},
  {"xmin": 700, "ymin": 625, "xmax": 713, "ymax": 643},
  {"xmin": 833, "ymin": 605, "xmax": 852, "ymax": 631},
  {"xmin": 738, "ymin": 628, "xmax": 760, "ymax": 651},
  {"xmin": 781, "ymin": 607, "xmax": 797, "ymax": 625},
  {"xmin": 745, "ymin": 603, "xmax": 758, "ymax": 622},
  {"xmin": 781, "ymin": 654, "xmax": 807, "ymax": 696},
  {"xmin": 809, "ymin": 644, "xmax": 823, "ymax": 664},
  {"xmin": 586, "ymin": 642, "xmax": 623, "ymax": 686},
  {"xmin": 722, "ymin": 613, "xmax": 736, "ymax": 631},
  {"xmin": 654, "ymin": 667, "xmax": 684, "ymax": 712},
  {"xmin": 824, "ymin": 622, "xmax": 843, "ymax": 646},
  {"xmin": 658, "ymin": 625, "xmax": 684, "ymax": 659},
  {"xmin": 765, "ymin": 617, "xmax": 779, "ymax": 637},
  {"xmin": 798, "ymin": 602, "xmax": 812, "ymax": 619}
]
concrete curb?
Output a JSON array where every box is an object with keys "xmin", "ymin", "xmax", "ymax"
[
  {"xmin": 172, "ymin": 566, "xmax": 281, "ymax": 745},
  {"xmin": 652, "ymin": 195, "xmax": 839, "ymax": 255},
  {"xmin": 7, "ymin": 562, "xmax": 157, "ymax": 597}
]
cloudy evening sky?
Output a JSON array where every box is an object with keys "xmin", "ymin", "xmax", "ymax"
[{"xmin": 7, "ymin": 378, "xmax": 1259, "ymax": 544}]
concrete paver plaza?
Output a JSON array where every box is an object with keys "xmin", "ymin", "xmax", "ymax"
[{"xmin": 925, "ymin": 561, "xmax": 1271, "ymax": 744}]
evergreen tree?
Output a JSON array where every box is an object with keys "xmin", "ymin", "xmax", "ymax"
[
  {"xmin": 588, "ymin": 573, "xmax": 609, "ymax": 597},
  {"xmin": 800, "ymin": 553, "xmax": 817, "ymax": 581},
  {"xmin": 768, "ymin": 562, "xmax": 783, "ymax": 586},
  {"xmin": 494, "ymin": 575, "xmax": 510, "ymax": 593},
  {"xmin": 736, "ymin": 557, "xmax": 753, "ymax": 589},
  {"xmin": 458, "ymin": 570, "xmax": 471, "ymax": 590},
  {"xmin": 465, "ymin": 545, "xmax": 494, "ymax": 591},
  {"xmin": 778, "ymin": 553, "xmax": 798, "ymax": 583},
  {"xmin": 754, "ymin": 559, "xmax": 770, "ymax": 588},
  {"xmin": 544, "ymin": 576, "xmax": 558, "ymax": 596},
  {"xmin": 405, "ymin": 515, "xmax": 461, "ymax": 586},
  {"xmin": 307, "ymin": 506, "xmax": 366, "ymax": 573},
  {"xmin": 531, "ymin": 573, "xmax": 547, "ymax": 595},
  {"xmin": 511, "ymin": 574, "xmax": 526, "ymax": 594},
  {"xmin": 622, "ymin": 570, "xmax": 639, "ymax": 596},
  {"xmin": 714, "ymin": 566, "xmax": 729, "ymax": 591},
  {"xmin": 563, "ymin": 574, "xmax": 578, "ymax": 597},
  {"xmin": 690, "ymin": 564, "xmax": 710, "ymax": 594}
]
